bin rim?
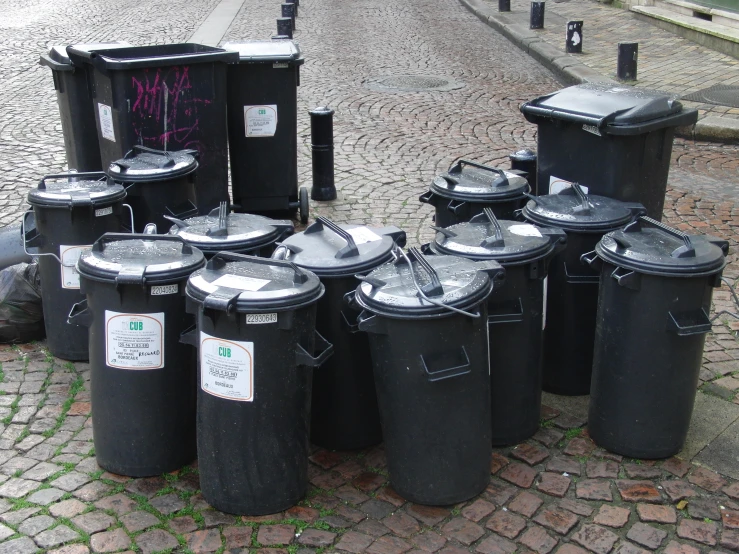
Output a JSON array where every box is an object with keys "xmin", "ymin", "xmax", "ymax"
[
  {"xmin": 66, "ymin": 43, "xmax": 239, "ymax": 70},
  {"xmin": 222, "ymin": 40, "xmax": 304, "ymax": 65},
  {"xmin": 428, "ymin": 161, "xmax": 529, "ymax": 203},
  {"xmin": 107, "ymin": 147, "xmax": 198, "ymax": 183},
  {"xmin": 27, "ymin": 172, "xmax": 126, "ymax": 209}
]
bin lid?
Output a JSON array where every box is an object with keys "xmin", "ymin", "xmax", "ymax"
[
  {"xmin": 107, "ymin": 147, "xmax": 198, "ymax": 183},
  {"xmin": 27, "ymin": 172, "xmax": 126, "ymax": 209},
  {"xmin": 222, "ymin": 40, "xmax": 303, "ymax": 63},
  {"xmin": 509, "ymin": 148, "xmax": 536, "ymax": 162},
  {"xmin": 77, "ymin": 232, "xmax": 205, "ymax": 285},
  {"xmin": 66, "ymin": 43, "xmax": 239, "ymax": 70},
  {"xmin": 43, "ymin": 42, "xmax": 132, "ymax": 67},
  {"xmin": 168, "ymin": 205, "xmax": 293, "ymax": 253},
  {"xmin": 430, "ymin": 160, "xmax": 529, "ymax": 202},
  {"xmin": 353, "ymin": 248, "xmax": 503, "ymax": 319},
  {"xmin": 596, "ymin": 216, "xmax": 728, "ymax": 277},
  {"xmin": 274, "ymin": 218, "xmax": 406, "ymax": 277},
  {"xmin": 522, "ymin": 184, "xmax": 644, "ymax": 233},
  {"xmin": 430, "ymin": 208, "xmax": 566, "ymax": 265},
  {"xmin": 186, "ymin": 254, "xmax": 324, "ymax": 312}
]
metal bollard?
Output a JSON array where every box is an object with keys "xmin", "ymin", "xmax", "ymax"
[
  {"xmin": 617, "ymin": 42, "xmax": 638, "ymax": 80},
  {"xmin": 509, "ymin": 148, "xmax": 538, "ymax": 194},
  {"xmin": 309, "ymin": 107, "xmax": 337, "ymax": 202},
  {"xmin": 281, "ymin": 3, "xmax": 295, "ymax": 31},
  {"xmin": 499, "ymin": 0, "xmax": 511, "ymax": 11},
  {"xmin": 566, "ymin": 21, "xmax": 583, "ymax": 53},
  {"xmin": 276, "ymin": 17, "xmax": 293, "ymax": 38},
  {"xmin": 286, "ymin": 0, "xmax": 298, "ymax": 17},
  {"xmin": 530, "ymin": 1, "xmax": 545, "ymax": 29}
]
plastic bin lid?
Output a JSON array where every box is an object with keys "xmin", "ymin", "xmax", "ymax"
[
  {"xmin": 27, "ymin": 172, "xmax": 125, "ymax": 209},
  {"xmin": 107, "ymin": 147, "xmax": 198, "ymax": 183},
  {"xmin": 222, "ymin": 40, "xmax": 303, "ymax": 63},
  {"xmin": 430, "ymin": 208, "xmax": 566, "ymax": 265},
  {"xmin": 168, "ymin": 204, "xmax": 293, "ymax": 253},
  {"xmin": 522, "ymin": 184, "xmax": 645, "ymax": 233},
  {"xmin": 430, "ymin": 160, "xmax": 529, "ymax": 202},
  {"xmin": 596, "ymin": 216, "xmax": 728, "ymax": 277},
  {"xmin": 273, "ymin": 218, "xmax": 406, "ymax": 277},
  {"xmin": 44, "ymin": 42, "xmax": 132, "ymax": 66},
  {"xmin": 77, "ymin": 231, "xmax": 205, "ymax": 286},
  {"xmin": 509, "ymin": 148, "xmax": 536, "ymax": 162},
  {"xmin": 186, "ymin": 253, "xmax": 324, "ymax": 312},
  {"xmin": 353, "ymin": 248, "xmax": 504, "ymax": 319}
]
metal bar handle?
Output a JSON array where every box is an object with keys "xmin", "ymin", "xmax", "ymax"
[
  {"xmin": 207, "ymin": 251, "xmax": 309, "ymax": 285},
  {"xmin": 310, "ymin": 217, "xmax": 359, "ymax": 259},
  {"xmin": 636, "ymin": 216, "xmax": 695, "ymax": 258},
  {"xmin": 481, "ymin": 207, "xmax": 505, "ymax": 248},
  {"xmin": 38, "ymin": 172, "xmax": 107, "ymax": 189},
  {"xmin": 453, "ymin": 159, "xmax": 506, "ymax": 179},
  {"xmin": 21, "ymin": 211, "xmax": 60, "ymax": 262},
  {"xmin": 207, "ymin": 201, "xmax": 229, "ymax": 237},
  {"xmin": 408, "ymin": 247, "xmax": 444, "ymax": 297}
]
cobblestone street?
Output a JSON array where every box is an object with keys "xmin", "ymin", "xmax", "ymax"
[{"xmin": 0, "ymin": 0, "xmax": 739, "ymax": 552}]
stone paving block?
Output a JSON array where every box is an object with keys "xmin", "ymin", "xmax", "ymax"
[
  {"xmin": 572, "ymin": 524, "xmax": 620, "ymax": 554},
  {"xmin": 412, "ymin": 530, "xmax": 446, "ymax": 552},
  {"xmin": 0, "ymin": 477, "xmax": 38, "ymax": 498},
  {"xmin": 689, "ymin": 467, "xmax": 728, "ymax": 492},
  {"xmin": 612, "ymin": 542, "xmax": 650, "ymax": 554},
  {"xmin": 623, "ymin": 464, "xmax": 662, "ymax": 480},
  {"xmin": 73, "ymin": 481, "xmax": 112, "ymax": 502},
  {"xmin": 35, "ymin": 524, "xmax": 80, "ymax": 549},
  {"xmin": 72, "ymin": 511, "xmax": 115, "ymax": 534},
  {"xmin": 367, "ymin": 534, "xmax": 412, "ymax": 554},
  {"xmin": 384, "ymin": 512, "xmax": 421, "ymax": 537},
  {"xmin": 616, "ymin": 481, "xmax": 662, "ymax": 503},
  {"xmin": 202, "ymin": 509, "xmax": 237, "ymax": 528},
  {"xmin": 626, "ymin": 522, "xmax": 668, "ymax": 549},
  {"xmin": 124, "ymin": 476, "xmax": 166, "ymax": 498},
  {"xmin": 500, "ymin": 462, "xmax": 537, "ymax": 488},
  {"xmin": 547, "ymin": 457, "xmax": 582, "ymax": 476},
  {"xmin": 534, "ymin": 506, "xmax": 580, "ymax": 535},
  {"xmin": 520, "ymin": 525, "xmax": 558, "ymax": 554},
  {"xmin": 663, "ymin": 541, "xmax": 701, "ymax": 554},
  {"xmin": 94, "ymin": 493, "xmax": 138, "ymax": 515},
  {"xmin": 363, "ymin": 499, "xmax": 395, "ymax": 520},
  {"xmin": 442, "ymin": 517, "xmax": 486, "ymax": 544},
  {"xmin": 586, "ymin": 460, "xmax": 619, "ymax": 479},
  {"xmin": 186, "ymin": 528, "xmax": 222, "ymax": 552},
  {"xmin": 27, "ymin": 487, "xmax": 64, "ymax": 505},
  {"xmin": 51, "ymin": 471, "xmax": 91, "ymax": 491},
  {"xmin": 562, "ymin": 437, "xmax": 594, "ymax": 457},
  {"xmin": 18, "ymin": 514, "xmax": 54, "ymax": 536},
  {"xmin": 577, "ymin": 480, "xmax": 613, "ymax": 502},
  {"xmin": 0, "ymin": 537, "xmax": 38, "ymax": 554},
  {"xmin": 534, "ymin": 428, "xmax": 564, "ymax": 448},
  {"xmin": 594, "ymin": 505, "xmax": 631, "ymax": 528},
  {"xmin": 509, "ymin": 491, "xmax": 544, "ymax": 517},
  {"xmin": 136, "ymin": 529, "xmax": 179, "ymax": 554},
  {"xmin": 358, "ymin": 519, "xmax": 392, "ymax": 538},
  {"xmin": 0, "ymin": 506, "xmax": 41, "ymax": 525},
  {"xmin": 170, "ymin": 515, "xmax": 198, "ymax": 535},
  {"xmin": 688, "ymin": 497, "xmax": 721, "ymax": 520},
  {"xmin": 662, "ymin": 480, "xmax": 699, "ymax": 502},
  {"xmin": 0, "ymin": 456, "xmax": 37, "ymax": 476},
  {"xmin": 49, "ymin": 498, "xmax": 87, "ymax": 518},
  {"xmin": 678, "ymin": 519, "xmax": 719, "ymax": 546},
  {"xmin": 538, "ymin": 472, "xmax": 571, "ymax": 498},
  {"xmin": 491, "ymin": 453, "xmax": 510, "ymax": 474},
  {"xmin": 475, "ymin": 533, "xmax": 517, "ymax": 554},
  {"xmin": 259, "ymin": 524, "xmax": 296, "ymax": 545},
  {"xmin": 150, "ymin": 492, "xmax": 186, "ymax": 515},
  {"xmin": 22, "ymin": 461, "xmax": 60, "ymax": 481},
  {"xmin": 299, "ymin": 528, "xmax": 337, "ymax": 548},
  {"xmin": 462, "ymin": 499, "xmax": 495, "ymax": 522},
  {"xmin": 90, "ymin": 528, "xmax": 131, "ymax": 553},
  {"xmin": 636, "ymin": 503, "xmax": 677, "ymax": 524},
  {"xmin": 406, "ymin": 505, "xmax": 450, "ymax": 526},
  {"xmin": 511, "ymin": 443, "xmax": 550, "ymax": 466},
  {"xmin": 336, "ymin": 531, "xmax": 374, "ymax": 553}
]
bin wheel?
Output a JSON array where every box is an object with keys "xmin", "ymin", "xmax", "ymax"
[{"xmin": 299, "ymin": 187, "xmax": 309, "ymax": 224}]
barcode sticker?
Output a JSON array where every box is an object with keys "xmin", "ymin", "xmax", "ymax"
[
  {"xmin": 151, "ymin": 284, "xmax": 178, "ymax": 296},
  {"xmin": 246, "ymin": 313, "xmax": 278, "ymax": 324},
  {"xmin": 95, "ymin": 206, "xmax": 113, "ymax": 217}
]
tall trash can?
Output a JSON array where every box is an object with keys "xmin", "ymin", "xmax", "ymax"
[
  {"xmin": 184, "ymin": 253, "xmax": 331, "ymax": 515},
  {"xmin": 520, "ymin": 83, "xmax": 698, "ymax": 219},
  {"xmin": 39, "ymin": 42, "xmax": 131, "ymax": 172},
  {"xmin": 427, "ymin": 209, "xmax": 567, "ymax": 445},
  {"xmin": 65, "ymin": 44, "xmax": 238, "ymax": 214},
  {"xmin": 419, "ymin": 160, "xmax": 530, "ymax": 227},
  {"xmin": 272, "ymin": 217, "xmax": 406, "ymax": 450},
  {"xmin": 584, "ymin": 217, "xmax": 728, "ymax": 458},
  {"xmin": 350, "ymin": 248, "xmax": 504, "ymax": 505},
  {"xmin": 222, "ymin": 41, "xmax": 307, "ymax": 220},
  {"xmin": 23, "ymin": 172, "xmax": 129, "ymax": 360},
  {"xmin": 522, "ymin": 185, "xmax": 645, "ymax": 395},
  {"xmin": 71, "ymin": 231, "xmax": 205, "ymax": 476}
]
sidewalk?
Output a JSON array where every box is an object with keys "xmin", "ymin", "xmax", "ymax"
[{"xmin": 459, "ymin": 0, "xmax": 739, "ymax": 141}]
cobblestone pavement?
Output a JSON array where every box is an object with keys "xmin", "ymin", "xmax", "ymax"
[{"xmin": 0, "ymin": 0, "xmax": 738, "ymax": 551}]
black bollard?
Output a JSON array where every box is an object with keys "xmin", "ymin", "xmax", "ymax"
[
  {"xmin": 509, "ymin": 148, "xmax": 538, "ymax": 194},
  {"xmin": 281, "ymin": 3, "xmax": 295, "ymax": 31},
  {"xmin": 276, "ymin": 17, "xmax": 293, "ymax": 38},
  {"xmin": 286, "ymin": 0, "xmax": 298, "ymax": 17},
  {"xmin": 530, "ymin": 1, "xmax": 545, "ymax": 29},
  {"xmin": 499, "ymin": 0, "xmax": 511, "ymax": 11},
  {"xmin": 310, "ymin": 107, "xmax": 337, "ymax": 202},
  {"xmin": 566, "ymin": 21, "xmax": 583, "ymax": 53},
  {"xmin": 617, "ymin": 42, "xmax": 638, "ymax": 81}
]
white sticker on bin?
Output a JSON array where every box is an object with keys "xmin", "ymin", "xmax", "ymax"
[
  {"xmin": 244, "ymin": 104, "xmax": 277, "ymax": 137},
  {"xmin": 60, "ymin": 245, "xmax": 90, "ymax": 290},
  {"xmin": 95, "ymin": 206, "xmax": 113, "ymax": 217},
  {"xmin": 549, "ymin": 176, "xmax": 589, "ymax": 195},
  {"xmin": 200, "ymin": 332, "xmax": 254, "ymax": 401},
  {"xmin": 508, "ymin": 224, "xmax": 542, "ymax": 238},
  {"xmin": 347, "ymin": 227, "xmax": 382, "ymax": 245},
  {"xmin": 98, "ymin": 103, "xmax": 115, "ymax": 142},
  {"xmin": 212, "ymin": 274, "xmax": 270, "ymax": 292},
  {"xmin": 246, "ymin": 313, "xmax": 278, "ymax": 324},
  {"xmin": 105, "ymin": 311, "xmax": 164, "ymax": 370},
  {"xmin": 151, "ymin": 284, "xmax": 178, "ymax": 296}
]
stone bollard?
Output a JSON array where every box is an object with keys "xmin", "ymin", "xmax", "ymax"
[
  {"xmin": 617, "ymin": 42, "xmax": 638, "ymax": 80},
  {"xmin": 530, "ymin": 1, "xmax": 545, "ymax": 29},
  {"xmin": 310, "ymin": 107, "xmax": 337, "ymax": 202},
  {"xmin": 276, "ymin": 17, "xmax": 293, "ymax": 38},
  {"xmin": 566, "ymin": 21, "xmax": 583, "ymax": 53},
  {"xmin": 286, "ymin": 0, "xmax": 298, "ymax": 17},
  {"xmin": 499, "ymin": 0, "xmax": 511, "ymax": 11},
  {"xmin": 281, "ymin": 3, "xmax": 295, "ymax": 31}
]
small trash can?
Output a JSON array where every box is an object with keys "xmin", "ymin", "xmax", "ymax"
[
  {"xmin": 71, "ymin": 231, "xmax": 205, "ymax": 476},
  {"xmin": 39, "ymin": 42, "xmax": 130, "ymax": 171},
  {"xmin": 420, "ymin": 160, "xmax": 530, "ymax": 227},
  {"xmin": 222, "ymin": 41, "xmax": 307, "ymax": 220},
  {"xmin": 273, "ymin": 217, "xmax": 406, "ymax": 450},
  {"xmin": 107, "ymin": 146, "xmax": 198, "ymax": 233},
  {"xmin": 168, "ymin": 202, "xmax": 293, "ymax": 258},
  {"xmin": 522, "ymin": 185, "xmax": 645, "ymax": 395},
  {"xmin": 23, "ymin": 172, "xmax": 129, "ymax": 360},
  {"xmin": 66, "ymin": 43, "xmax": 238, "ymax": 214},
  {"xmin": 428, "ymin": 209, "xmax": 567, "ymax": 445},
  {"xmin": 350, "ymin": 248, "xmax": 504, "ymax": 505},
  {"xmin": 520, "ymin": 83, "xmax": 698, "ymax": 218},
  {"xmin": 184, "ymin": 253, "xmax": 331, "ymax": 515},
  {"xmin": 584, "ymin": 217, "xmax": 728, "ymax": 458}
]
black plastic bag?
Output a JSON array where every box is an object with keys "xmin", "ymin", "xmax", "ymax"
[{"xmin": 0, "ymin": 263, "xmax": 44, "ymax": 344}]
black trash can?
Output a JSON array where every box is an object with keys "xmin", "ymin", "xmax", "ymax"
[
  {"xmin": 23, "ymin": 172, "xmax": 128, "ymax": 360},
  {"xmin": 350, "ymin": 248, "xmax": 504, "ymax": 505},
  {"xmin": 107, "ymin": 146, "xmax": 198, "ymax": 233},
  {"xmin": 272, "ymin": 217, "xmax": 406, "ymax": 450},
  {"xmin": 39, "ymin": 42, "xmax": 131, "ymax": 172},
  {"xmin": 584, "ymin": 217, "xmax": 728, "ymax": 458},
  {"xmin": 520, "ymin": 83, "xmax": 698, "ymax": 218},
  {"xmin": 420, "ymin": 160, "xmax": 530, "ymax": 227},
  {"xmin": 428, "ymin": 209, "xmax": 567, "ymax": 445},
  {"xmin": 522, "ymin": 185, "xmax": 645, "ymax": 396},
  {"xmin": 168, "ymin": 202, "xmax": 293, "ymax": 258},
  {"xmin": 222, "ymin": 41, "xmax": 306, "ymax": 219},
  {"xmin": 65, "ymin": 43, "xmax": 238, "ymax": 214},
  {"xmin": 71, "ymin": 232, "xmax": 205, "ymax": 476},
  {"xmin": 184, "ymin": 253, "xmax": 330, "ymax": 515}
]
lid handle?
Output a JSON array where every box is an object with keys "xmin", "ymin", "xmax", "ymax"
[
  {"xmin": 408, "ymin": 247, "xmax": 444, "ymax": 297},
  {"xmin": 627, "ymin": 216, "xmax": 696, "ymax": 258},
  {"xmin": 38, "ymin": 172, "xmax": 107, "ymax": 190},
  {"xmin": 480, "ymin": 207, "xmax": 505, "ymax": 248},
  {"xmin": 570, "ymin": 182, "xmax": 592, "ymax": 215},
  {"xmin": 207, "ymin": 251, "xmax": 309, "ymax": 285},
  {"xmin": 117, "ymin": 145, "xmax": 176, "ymax": 170},
  {"xmin": 430, "ymin": 225, "xmax": 458, "ymax": 240},
  {"xmin": 355, "ymin": 275, "xmax": 387, "ymax": 289},
  {"xmin": 305, "ymin": 217, "xmax": 360, "ymax": 259},
  {"xmin": 203, "ymin": 289, "xmax": 241, "ymax": 313},
  {"xmin": 206, "ymin": 201, "xmax": 229, "ymax": 237},
  {"xmin": 450, "ymin": 160, "xmax": 508, "ymax": 187},
  {"xmin": 116, "ymin": 265, "xmax": 147, "ymax": 286},
  {"xmin": 91, "ymin": 232, "xmax": 194, "ymax": 255},
  {"xmin": 163, "ymin": 215, "xmax": 190, "ymax": 229}
]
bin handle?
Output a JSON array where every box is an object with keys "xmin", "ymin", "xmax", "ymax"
[
  {"xmin": 568, "ymin": 182, "xmax": 593, "ymax": 215},
  {"xmin": 206, "ymin": 201, "xmax": 229, "ymax": 237},
  {"xmin": 304, "ymin": 217, "xmax": 359, "ymax": 259},
  {"xmin": 92, "ymin": 232, "xmax": 194, "ymax": 255},
  {"xmin": 564, "ymin": 261, "xmax": 600, "ymax": 284},
  {"xmin": 580, "ymin": 250, "xmax": 602, "ymax": 272},
  {"xmin": 488, "ymin": 298, "xmax": 524, "ymax": 324},
  {"xmin": 447, "ymin": 199, "xmax": 468, "ymax": 216},
  {"xmin": 67, "ymin": 299, "xmax": 92, "ymax": 327},
  {"xmin": 122, "ymin": 204, "xmax": 135, "ymax": 233},
  {"xmin": 355, "ymin": 275, "xmax": 387, "ymax": 289},
  {"xmin": 430, "ymin": 225, "xmax": 457, "ymax": 240},
  {"xmin": 625, "ymin": 216, "xmax": 697, "ymax": 259},
  {"xmin": 207, "ymin": 251, "xmax": 309, "ymax": 285},
  {"xmin": 38, "ymin": 172, "xmax": 107, "ymax": 190},
  {"xmin": 419, "ymin": 190, "xmax": 436, "ymax": 205},
  {"xmin": 450, "ymin": 160, "xmax": 508, "ymax": 186},
  {"xmin": 407, "ymin": 247, "xmax": 444, "ymax": 297},
  {"xmin": 667, "ymin": 309, "xmax": 712, "ymax": 336},
  {"xmin": 296, "ymin": 330, "xmax": 334, "ymax": 368},
  {"xmin": 420, "ymin": 346, "xmax": 471, "ymax": 382},
  {"xmin": 611, "ymin": 266, "xmax": 641, "ymax": 290},
  {"xmin": 21, "ymin": 211, "xmax": 60, "ymax": 262},
  {"xmin": 480, "ymin": 207, "xmax": 505, "ymax": 248}
]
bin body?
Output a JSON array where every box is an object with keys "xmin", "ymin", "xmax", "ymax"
[
  {"xmin": 66, "ymin": 44, "xmax": 238, "ymax": 214},
  {"xmin": 75, "ymin": 234, "xmax": 205, "ymax": 475},
  {"xmin": 223, "ymin": 41, "xmax": 303, "ymax": 213},
  {"xmin": 25, "ymin": 173, "xmax": 127, "ymax": 360},
  {"xmin": 587, "ymin": 219, "xmax": 727, "ymax": 458},
  {"xmin": 520, "ymin": 83, "xmax": 698, "ymax": 219}
]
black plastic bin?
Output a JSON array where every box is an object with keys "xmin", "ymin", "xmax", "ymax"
[
  {"xmin": 71, "ymin": 232, "xmax": 205, "ymax": 475},
  {"xmin": 222, "ymin": 41, "xmax": 307, "ymax": 220},
  {"xmin": 520, "ymin": 83, "xmax": 697, "ymax": 219},
  {"xmin": 420, "ymin": 160, "xmax": 530, "ymax": 228},
  {"xmin": 522, "ymin": 185, "xmax": 645, "ymax": 396},
  {"xmin": 107, "ymin": 146, "xmax": 198, "ymax": 233},
  {"xmin": 39, "ymin": 42, "xmax": 130, "ymax": 172},
  {"xmin": 584, "ymin": 217, "xmax": 728, "ymax": 458},
  {"xmin": 273, "ymin": 217, "xmax": 406, "ymax": 450},
  {"xmin": 23, "ymin": 172, "xmax": 129, "ymax": 360},
  {"xmin": 350, "ymin": 248, "xmax": 504, "ymax": 505},
  {"xmin": 428, "ymin": 209, "xmax": 566, "ymax": 445},
  {"xmin": 184, "ymin": 253, "xmax": 331, "ymax": 515},
  {"xmin": 65, "ymin": 43, "xmax": 238, "ymax": 214}
]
